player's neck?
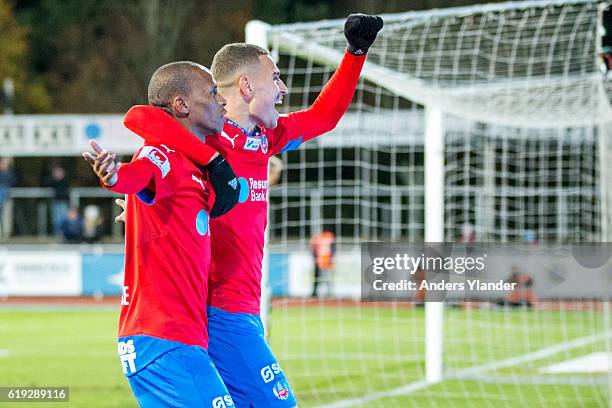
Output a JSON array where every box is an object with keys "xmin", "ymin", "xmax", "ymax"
[
  {"xmin": 225, "ymin": 111, "xmax": 256, "ymax": 134},
  {"xmin": 175, "ymin": 118, "xmax": 207, "ymax": 142},
  {"xmin": 223, "ymin": 91, "xmax": 257, "ymax": 134}
]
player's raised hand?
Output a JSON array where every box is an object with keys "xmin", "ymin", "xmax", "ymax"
[
  {"xmin": 344, "ymin": 13, "xmax": 383, "ymax": 55},
  {"xmin": 83, "ymin": 140, "xmax": 120, "ymax": 187}
]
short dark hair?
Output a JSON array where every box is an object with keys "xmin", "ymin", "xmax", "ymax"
[
  {"xmin": 147, "ymin": 61, "xmax": 207, "ymax": 107},
  {"xmin": 211, "ymin": 43, "xmax": 269, "ymax": 85}
]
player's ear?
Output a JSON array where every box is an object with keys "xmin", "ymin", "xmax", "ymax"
[
  {"xmin": 171, "ymin": 96, "xmax": 190, "ymax": 118},
  {"xmin": 238, "ymin": 76, "xmax": 254, "ymax": 102}
]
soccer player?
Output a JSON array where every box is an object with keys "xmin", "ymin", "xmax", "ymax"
[
  {"xmin": 119, "ymin": 14, "xmax": 382, "ymax": 407},
  {"xmin": 83, "ymin": 62, "xmax": 240, "ymax": 408}
]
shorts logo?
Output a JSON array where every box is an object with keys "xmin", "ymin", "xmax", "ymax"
[
  {"xmin": 273, "ymin": 380, "xmax": 290, "ymax": 401},
  {"xmin": 212, "ymin": 395, "xmax": 234, "ymax": 408},
  {"xmin": 244, "ymin": 136, "xmax": 262, "ymax": 151},
  {"xmin": 228, "ymin": 177, "xmax": 238, "ymax": 190},
  {"xmin": 260, "ymin": 362, "xmax": 282, "ymax": 384},
  {"xmin": 138, "ymin": 146, "xmax": 170, "ymax": 178},
  {"xmin": 118, "ymin": 340, "xmax": 137, "ymax": 374}
]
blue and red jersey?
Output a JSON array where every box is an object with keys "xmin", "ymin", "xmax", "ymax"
[
  {"xmin": 123, "ymin": 50, "xmax": 366, "ymax": 314},
  {"xmin": 206, "ymin": 51, "xmax": 365, "ymax": 313},
  {"xmin": 107, "ymin": 134, "xmax": 214, "ymax": 348}
]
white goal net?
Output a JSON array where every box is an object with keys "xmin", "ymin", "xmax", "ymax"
[{"xmin": 249, "ymin": 1, "xmax": 612, "ymax": 406}]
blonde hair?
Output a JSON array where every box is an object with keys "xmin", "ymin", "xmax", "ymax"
[{"xmin": 211, "ymin": 43, "xmax": 269, "ymax": 87}]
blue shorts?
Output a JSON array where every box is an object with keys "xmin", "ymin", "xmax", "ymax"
[
  {"xmin": 127, "ymin": 343, "xmax": 234, "ymax": 408},
  {"xmin": 207, "ymin": 306, "xmax": 297, "ymax": 408}
]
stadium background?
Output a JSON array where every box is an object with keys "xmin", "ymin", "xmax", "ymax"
[{"xmin": 1, "ymin": 0, "xmax": 612, "ymax": 407}]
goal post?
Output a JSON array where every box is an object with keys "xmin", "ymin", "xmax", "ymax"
[
  {"xmin": 248, "ymin": 1, "xmax": 612, "ymax": 406},
  {"xmin": 423, "ymin": 106, "xmax": 445, "ymax": 384}
]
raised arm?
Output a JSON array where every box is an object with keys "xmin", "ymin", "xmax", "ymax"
[
  {"xmin": 123, "ymin": 108, "xmax": 240, "ymax": 217},
  {"xmin": 269, "ymin": 14, "xmax": 383, "ymax": 155},
  {"xmin": 123, "ymin": 106, "xmax": 218, "ymax": 166}
]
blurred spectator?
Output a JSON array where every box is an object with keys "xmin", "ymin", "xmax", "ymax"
[
  {"xmin": 268, "ymin": 156, "xmax": 283, "ymax": 187},
  {"xmin": 501, "ymin": 266, "xmax": 535, "ymax": 308},
  {"xmin": 83, "ymin": 204, "xmax": 103, "ymax": 243},
  {"xmin": 522, "ymin": 229, "xmax": 538, "ymax": 245},
  {"xmin": 601, "ymin": 46, "xmax": 612, "ymax": 79},
  {"xmin": 43, "ymin": 163, "xmax": 70, "ymax": 237},
  {"xmin": 60, "ymin": 206, "xmax": 83, "ymax": 243},
  {"xmin": 0, "ymin": 157, "xmax": 16, "ymax": 237},
  {"xmin": 413, "ymin": 268, "xmax": 426, "ymax": 305},
  {"xmin": 310, "ymin": 230, "xmax": 336, "ymax": 298},
  {"xmin": 460, "ymin": 223, "xmax": 476, "ymax": 242}
]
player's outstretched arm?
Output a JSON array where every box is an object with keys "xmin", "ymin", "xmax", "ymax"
[
  {"xmin": 124, "ymin": 106, "xmax": 219, "ymax": 166},
  {"xmin": 270, "ymin": 14, "xmax": 383, "ymax": 155},
  {"xmin": 124, "ymin": 106, "xmax": 241, "ymax": 218},
  {"xmin": 82, "ymin": 140, "xmax": 154, "ymax": 194}
]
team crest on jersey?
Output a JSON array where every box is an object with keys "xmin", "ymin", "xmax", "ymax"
[
  {"xmin": 242, "ymin": 125, "xmax": 267, "ymax": 153},
  {"xmin": 138, "ymin": 146, "xmax": 170, "ymax": 178},
  {"xmin": 272, "ymin": 380, "xmax": 290, "ymax": 401},
  {"xmin": 261, "ymin": 135, "xmax": 268, "ymax": 154}
]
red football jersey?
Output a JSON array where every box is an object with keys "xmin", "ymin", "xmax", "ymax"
[
  {"xmin": 120, "ymin": 51, "xmax": 366, "ymax": 315},
  {"xmin": 110, "ymin": 143, "xmax": 213, "ymax": 347},
  {"xmin": 206, "ymin": 52, "xmax": 366, "ymax": 313}
]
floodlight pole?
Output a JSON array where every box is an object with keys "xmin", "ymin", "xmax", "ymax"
[{"xmin": 424, "ymin": 106, "xmax": 444, "ymax": 384}]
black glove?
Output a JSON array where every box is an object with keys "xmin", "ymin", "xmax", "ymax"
[
  {"xmin": 201, "ymin": 154, "xmax": 240, "ymax": 218},
  {"xmin": 344, "ymin": 13, "xmax": 383, "ymax": 56}
]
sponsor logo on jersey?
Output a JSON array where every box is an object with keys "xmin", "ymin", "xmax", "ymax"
[
  {"xmin": 118, "ymin": 340, "xmax": 137, "ymax": 374},
  {"xmin": 260, "ymin": 362, "xmax": 282, "ymax": 384},
  {"xmin": 138, "ymin": 146, "xmax": 170, "ymax": 178},
  {"xmin": 248, "ymin": 178, "xmax": 268, "ymax": 202},
  {"xmin": 195, "ymin": 209, "xmax": 210, "ymax": 236},
  {"xmin": 212, "ymin": 394, "xmax": 235, "ymax": 408},
  {"xmin": 243, "ymin": 136, "xmax": 262, "ymax": 151},
  {"xmin": 273, "ymin": 380, "xmax": 290, "ymax": 401}
]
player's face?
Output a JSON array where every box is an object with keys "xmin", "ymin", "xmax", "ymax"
[
  {"xmin": 249, "ymin": 54, "xmax": 288, "ymax": 129},
  {"xmin": 186, "ymin": 69, "xmax": 227, "ymax": 136}
]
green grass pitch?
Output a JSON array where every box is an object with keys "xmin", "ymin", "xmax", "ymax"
[{"xmin": 0, "ymin": 305, "xmax": 608, "ymax": 407}]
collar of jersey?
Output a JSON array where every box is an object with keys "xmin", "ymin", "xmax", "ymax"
[{"xmin": 225, "ymin": 118, "xmax": 262, "ymax": 137}]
